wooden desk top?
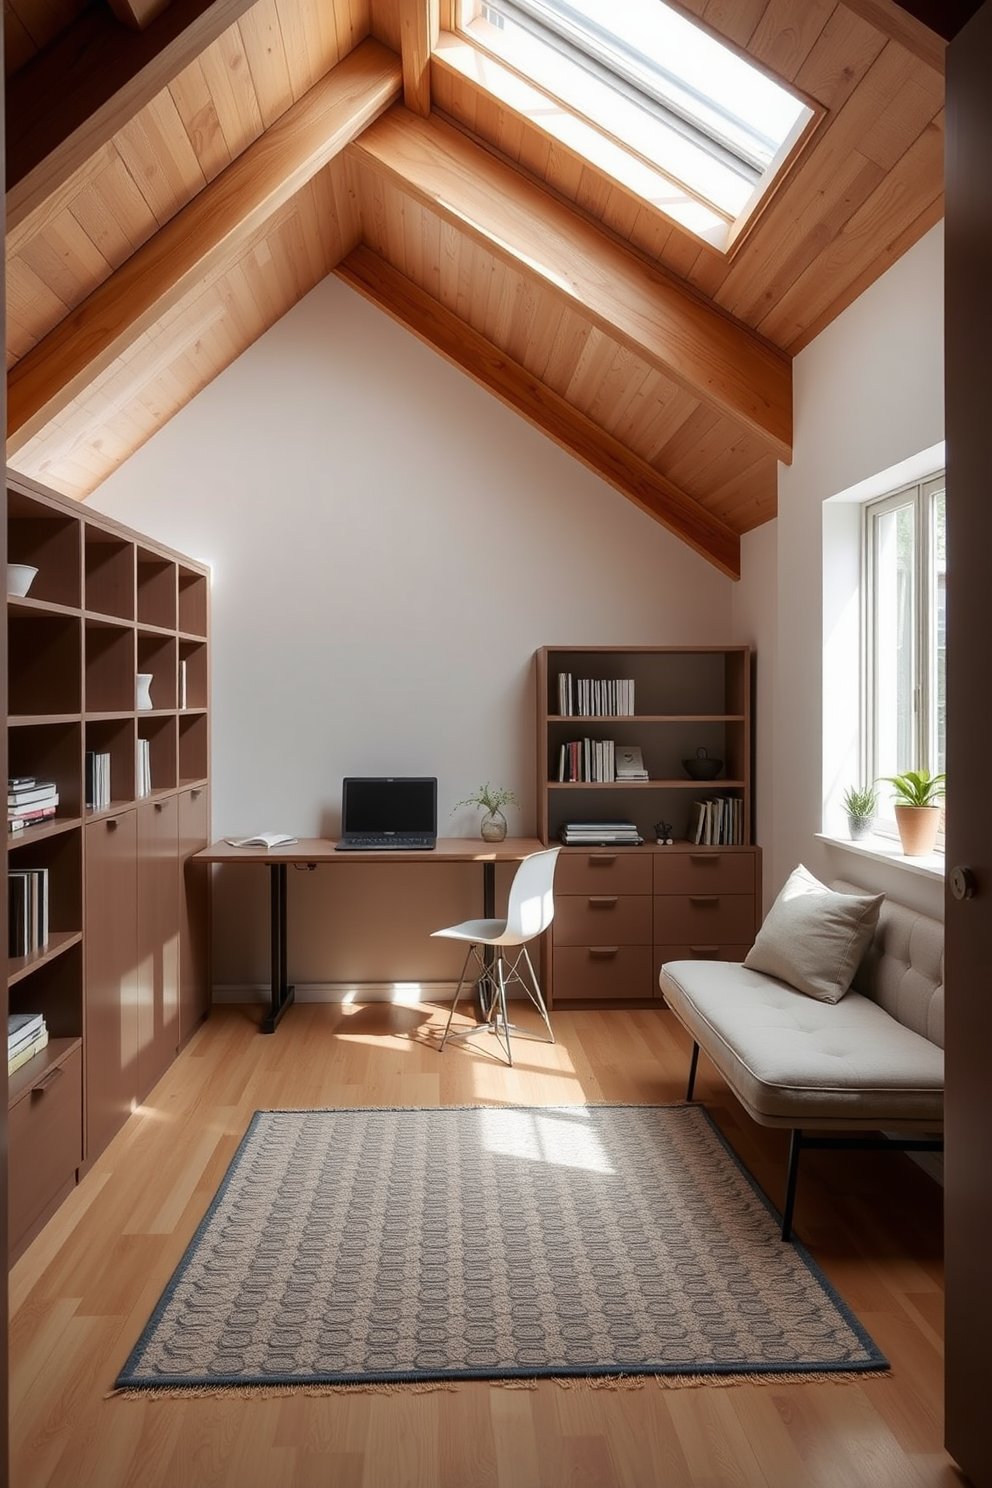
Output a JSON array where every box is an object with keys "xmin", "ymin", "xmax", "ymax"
[{"xmin": 193, "ymin": 836, "xmax": 547, "ymax": 865}]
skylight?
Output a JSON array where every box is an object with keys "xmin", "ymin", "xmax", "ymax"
[{"xmin": 455, "ymin": 0, "xmax": 815, "ymax": 249}]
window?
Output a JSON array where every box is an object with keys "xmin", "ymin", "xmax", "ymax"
[
  {"xmin": 864, "ymin": 473, "xmax": 946, "ymax": 834},
  {"xmin": 454, "ymin": 0, "xmax": 815, "ymax": 251}
]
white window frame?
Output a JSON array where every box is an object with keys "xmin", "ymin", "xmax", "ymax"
[{"xmin": 863, "ymin": 472, "xmax": 946, "ymax": 842}]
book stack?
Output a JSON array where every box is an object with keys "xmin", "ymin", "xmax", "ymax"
[
  {"xmin": 8, "ymin": 777, "xmax": 58, "ymax": 834},
  {"xmin": 614, "ymin": 746, "xmax": 648, "ymax": 781},
  {"xmin": 8, "ymin": 1011, "xmax": 49, "ymax": 1075},
  {"xmin": 9, "ymin": 866, "xmax": 50, "ymax": 957},
  {"xmin": 559, "ymin": 820, "xmax": 642, "ymax": 846},
  {"xmin": 558, "ymin": 738, "xmax": 616, "ymax": 782},
  {"xmin": 136, "ymin": 737, "xmax": 152, "ymax": 798},
  {"xmin": 556, "ymin": 673, "xmax": 634, "ymax": 718},
  {"xmin": 688, "ymin": 797, "xmax": 744, "ymax": 846},
  {"xmin": 85, "ymin": 750, "xmax": 112, "ymax": 809}
]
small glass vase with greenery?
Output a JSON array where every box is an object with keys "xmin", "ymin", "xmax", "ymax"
[
  {"xmin": 881, "ymin": 769, "xmax": 946, "ymax": 856},
  {"xmin": 841, "ymin": 783, "xmax": 878, "ymax": 840},
  {"xmin": 452, "ymin": 783, "xmax": 520, "ymax": 842}
]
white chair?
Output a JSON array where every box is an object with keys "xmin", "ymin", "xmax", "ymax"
[{"xmin": 433, "ymin": 847, "xmax": 559, "ymax": 1065}]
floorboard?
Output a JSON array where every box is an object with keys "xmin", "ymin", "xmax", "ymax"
[{"xmin": 9, "ymin": 1001, "xmax": 953, "ymax": 1488}]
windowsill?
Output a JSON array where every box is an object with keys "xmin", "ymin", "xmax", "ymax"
[{"xmin": 816, "ymin": 832, "xmax": 945, "ymax": 882}]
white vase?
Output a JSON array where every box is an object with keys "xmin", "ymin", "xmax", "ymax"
[{"xmin": 136, "ymin": 673, "xmax": 154, "ymax": 710}]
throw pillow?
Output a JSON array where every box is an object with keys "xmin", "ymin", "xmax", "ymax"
[{"xmin": 743, "ymin": 863, "xmax": 884, "ymax": 1004}]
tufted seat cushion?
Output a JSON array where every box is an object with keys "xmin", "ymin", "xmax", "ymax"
[{"xmin": 660, "ymin": 958, "xmax": 944, "ymax": 1128}]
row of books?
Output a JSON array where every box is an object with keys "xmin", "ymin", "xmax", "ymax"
[
  {"xmin": 8, "ymin": 777, "xmax": 58, "ymax": 834},
  {"xmin": 557, "ymin": 673, "xmax": 635, "ymax": 718},
  {"xmin": 85, "ymin": 750, "xmax": 112, "ymax": 810},
  {"xmin": 136, "ymin": 737, "xmax": 152, "ymax": 798},
  {"xmin": 9, "ymin": 866, "xmax": 49, "ymax": 957},
  {"xmin": 688, "ymin": 796, "xmax": 745, "ymax": 846},
  {"xmin": 557, "ymin": 742, "xmax": 650, "ymax": 782},
  {"xmin": 559, "ymin": 820, "xmax": 643, "ymax": 846},
  {"xmin": 8, "ymin": 1011, "xmax": 49, "ymax": 1075}
]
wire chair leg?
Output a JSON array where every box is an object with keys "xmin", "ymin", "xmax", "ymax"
[
  {"xmin": 491, "ymin": 956, "xmax": 513, "ymax": 1065},
  {"xmin": 439, "ymin": 944, "xmax": 476, "ymax": 1052},
  {"xmin": 519, "ymin": 945, "xmax": 554, "ymax": 1043}
]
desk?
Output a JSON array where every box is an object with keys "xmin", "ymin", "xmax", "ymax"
[{"xmin": 193, "ymin": 837, "xmax": 546, "ymax": 1032}]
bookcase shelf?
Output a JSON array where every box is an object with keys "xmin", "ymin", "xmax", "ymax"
[
  {"xmin": 536, "ymin": 645, "xmax": 759, "ymax": 1009},
  {"xmin": 6, "ymin": 469, "xmax": 212, "ymax": 1262}
]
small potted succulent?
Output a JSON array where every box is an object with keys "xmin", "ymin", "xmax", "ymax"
[
  {"xmin": 452, "ymin": 783, "xmax": 520, "ymax": 842},
  {"xmin": 881, "ymin": 769, "xmax": 946, "ymax": 856},
  {"xmin": 841, "ymin": 783, "xmax": 878, "ymax": 841}
]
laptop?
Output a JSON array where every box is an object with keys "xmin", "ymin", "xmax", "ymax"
[{"xmin": 334, "ymin": 776, "xmax": 438, "ymax": 851}]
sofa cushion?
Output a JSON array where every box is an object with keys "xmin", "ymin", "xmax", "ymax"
[
  {"xmin": 743, "ymin": 864, "xmax": 884, "ymax": 1004},
  {"xmin": 660, "ymin": 958, "xmax": 944, "ymax": 1127}
]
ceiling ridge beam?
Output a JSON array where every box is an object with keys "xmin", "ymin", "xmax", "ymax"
[
  {"xmin": 337, "ymin": 243, "xmax": 741, "ymax": 578},
  {"xmin": 7, "ymin": 40, "xmax": 403, "ymax": 458},
  {"xmin": 349, "ymin": 107, "xmax": 792, "ymax": 462}
]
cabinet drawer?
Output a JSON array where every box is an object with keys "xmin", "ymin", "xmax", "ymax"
[
  {"xmin": 556, "ymin": 851, "xmax": 652, "ymax": 895},
  {"xmin": 9, "ymin": 1045, "xmax": 82, "ymax": 1252},
  {"xmin": 654, "ymin": 894, "xmax": 756, "ymax": 945},
  {"xmin": 554, "ymin": 894, "xmax": 652, "ymax": 946},
  {"xmin": 553, "ymin": 944, "xmax": 655, "ymax": 1002},
  {"xmin": 653, "ymin": 850, "xmax": 757, "ymax": 895},
  {"xmin": 656, "ymin": 943, "xmax": 753, "ymax": 966}
]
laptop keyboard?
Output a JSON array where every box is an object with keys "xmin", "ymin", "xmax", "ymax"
[{"xmin": 337, "ymin": 834, "xmax": 435, "ymax": 850}]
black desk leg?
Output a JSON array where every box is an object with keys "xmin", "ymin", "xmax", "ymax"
[
  {"xmin": 477, "ymin": 861, "xmax": 497, "ymax": 1019},
  {"xmin": 261, "ymin": 861, "xmax": 295, "ymax": 1033}
]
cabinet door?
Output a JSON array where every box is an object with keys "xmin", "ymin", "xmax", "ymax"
[
  {"xmin": 84, "ymin": 811, "xmax": 138, "ymax": 1158},
  {"xmin": 137, "ymin": 797, "xmax": 180, "ymax": 1099},
  {"xmin": 178, "ymin": 786, "xmax": 210, "ymax": 1041},
  {"xmin": 8, "ymin": 1047, "xmax": 83, "ymax": 1261}
]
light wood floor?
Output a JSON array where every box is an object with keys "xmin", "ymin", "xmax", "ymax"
[{"xmin": 10, "ymin": 1000, "xmax": 956, "ymax": 1488}]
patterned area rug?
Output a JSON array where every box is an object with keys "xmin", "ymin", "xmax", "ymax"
[{"xmin": 116, "ymin": 1104, "xmax": 887, "ymax": 1390}]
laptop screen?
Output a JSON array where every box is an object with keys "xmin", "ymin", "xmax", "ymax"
[{"xmin": 341, "ymin": 777, "xmax": 438, "ymax": 836}]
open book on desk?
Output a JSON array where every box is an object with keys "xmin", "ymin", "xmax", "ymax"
[{"xmin": 224, "ymin": 832, "xmax": 298, "ymax": 849}]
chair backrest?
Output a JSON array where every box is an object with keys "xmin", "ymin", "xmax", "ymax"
[{"xmin": 504, "ymin": 847, "xmax": 560, "ymax": 942}]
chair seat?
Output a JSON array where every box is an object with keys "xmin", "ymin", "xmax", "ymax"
[{"xmin": 433, "ymin": 917, "xmax": 515, "ymax": 946}]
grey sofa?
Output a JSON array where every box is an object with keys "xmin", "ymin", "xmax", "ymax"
[{"xmin": 659, "ymin": 880, "xmax": 944, "ymax": 1239}]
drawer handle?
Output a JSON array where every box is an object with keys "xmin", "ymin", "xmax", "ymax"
[
  {"xmin": 31, "ymin": 1066, "xmax": 63, "ymax": 1095},
  {"xmin": 688, "ymin": 854, "xmax": 719, "ymax": 863},
  {"xmin": 589, "ymin": 946, "xmax": 620, "ymax": 957},
  {"xmin": 588, "ymin": 896, "xmax": 618, "ymax": 908},
  {"xmin": 690, "ymin": 945, "xmax": 720, "ymax": 957},
  {"xmin": 689, "ymin": 896, "xmax": 720, "ymax": 906},
  {"xmin": 107, "ymin": 817, "xmax": 119, "ymax": 831},
  {"xmin": 588, "ymin": 855, "xmax": 618, "ymax": 865}
]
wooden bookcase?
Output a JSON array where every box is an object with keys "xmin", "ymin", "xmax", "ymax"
[
  {"xmin": 5, "ymin": 471, "xmax": 211, "ymax": 1261},
  {"xmin": 536, "ymin": 645, "xmax": 760, "ymax": 1007}
]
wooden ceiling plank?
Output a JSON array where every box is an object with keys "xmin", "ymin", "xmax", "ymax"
[
  {"xmin": 746, "ymin": 0, "xmax": 836, "ymax": 84},
  {"xmin": 114, "ymin": 86, "xmax": 209, "ymax": 226},
  {"xmin": 194, "ymin": 25, "xmax": 265, "ymax": 162},
  {"xmin": 839, "ymin": 0, "xmax": 946, "ymax": 70},
  {"xmin": 7, "ymin": 0, "xmax": 265, "ymax": 228},
  {"xmin": 700, "ymin": 0, "xmax": 769, "ymax": 51},
  {"xmin": 238, "ymin": 0, "xmax": 295, "ymax": 124},
  {"xmin": 350, "ymin": 107, "xmax": 793, "ymax": 458},
  {"xmin": 793, "ymin": 6, "xmax": 886, "ymax": 112},
  {"xmin": 166, "ymin": 57, "xmax": 239, "ymax": 184},
  {"xmin": 336, "ymin": 243, "xmax": 742, "ymax": 576},
  {"xmin": 7, "ymin": 39, "xmax": 402, "ymax": 454},
  {"xmin": 399, "ymin": 0, "xmax": 438, "ymax": 116}
]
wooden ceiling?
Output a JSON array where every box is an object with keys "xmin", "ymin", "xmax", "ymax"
[{"xmin": 4, "ymin": 0, "xmax": 948, "ymax": 575}]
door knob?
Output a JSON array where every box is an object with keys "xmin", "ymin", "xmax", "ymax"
[{"xmin": 950, "ymin": 866, "xmax": 977, "ymax": 901}]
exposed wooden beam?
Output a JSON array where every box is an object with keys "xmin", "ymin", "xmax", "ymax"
[
  {"xmin": 399, "ymin": 0, "xmax": 439, "ymax": 116},
  {"xmin": 6, "ymin": 0, "xmax": 262, "ymax": 230},
  {"xmin": 7, "ymin": 41, "xmax": 402, "ymax": 457},
  {"xmin": 350, "ymin": 108, "xmax": 793, "ymax": 461},
  {"xmin": 841, "ymin": 0, "xmax": 947, "ymax": 68},
  {"xmin": 337, "ymin": 244, "xmax": 742, "ymax": 577}
]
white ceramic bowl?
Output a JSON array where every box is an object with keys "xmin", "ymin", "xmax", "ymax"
[{"xmin": 7, "ymin": 563, "xmax": 38, "ymax": 597}]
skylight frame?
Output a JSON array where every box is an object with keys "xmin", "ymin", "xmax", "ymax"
[{"xmin": 451, "ymin": 0, "xmax": 818, "ymax": 254}]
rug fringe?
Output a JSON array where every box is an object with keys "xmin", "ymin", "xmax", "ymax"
[{"xmin": 107, "ymin": 1368, "xmax": 891, "ymax": 1402}]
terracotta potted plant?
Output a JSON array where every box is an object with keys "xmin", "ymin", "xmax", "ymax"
[
  {"xmin": 841, "ymin": 783, "xmax": 877, "ymax": 841},
  {"xmin": 453, "ymin": 783, "xmax": 519, "ymax": 842},
  {"xmin": 881, "ymin": 769, "xmax": 946, "ymax": 856}
]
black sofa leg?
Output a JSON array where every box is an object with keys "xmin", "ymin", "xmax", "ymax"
[
  {"xmin": 781, "ymin": 1130, "xmax": 803, "ymax": 1241},
  {"xmin": 686, "ymin": 1042, "xmax": 700, "ymax": 1101}
]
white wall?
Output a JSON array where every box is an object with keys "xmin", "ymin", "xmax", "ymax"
[
  {"xmin": 91, "ymin": 274, "xmax": 734, "ymax": 990},
  {"xmin": 734, "ymin": 223, "xmax": 946, "ymax": 917}
]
